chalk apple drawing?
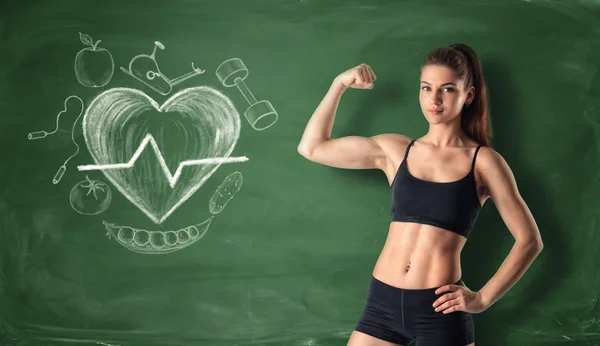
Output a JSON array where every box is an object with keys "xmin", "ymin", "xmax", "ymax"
[
  {"xmin": 74, "ymin": 32, "xmax": 114, "ymax": 87},
  {"xmin": 81, "ymin": 86, "xmax": 242, "ymax": 224}
]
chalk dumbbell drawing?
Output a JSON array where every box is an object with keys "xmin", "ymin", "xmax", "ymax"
[
  {"xmin": 74, "ymin": 32, "xmax": 114, "ymax": 88},
  {"xmin": 120, "ymin": 41, "xmax": 205, "ymax": 96},
  {"xmin": 216, "ymin": 58, "xmax": 278, "ymax": 131},
  {"xmin": 27, "ymin": 95, "xmax": 85, "ymax": 184},
  {"xmin": 77, "ymin": 86, "xmax": 249, "ymax": 225},
  {"xmin": 102, "ymin": 215, "xmax": 215, "ymax": 254},
  {"xmin": 209, "ymin": 171, "xmax": 243, "ymax": 215}
]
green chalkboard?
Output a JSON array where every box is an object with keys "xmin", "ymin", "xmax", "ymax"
[{"xmin": 1, "ymin": 0, "xmax": 600, "ymax": 345}]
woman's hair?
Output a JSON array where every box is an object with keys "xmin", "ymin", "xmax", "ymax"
[{"xmin": 421, "ymin": 43, "xmax": 492, "ymax": 147}]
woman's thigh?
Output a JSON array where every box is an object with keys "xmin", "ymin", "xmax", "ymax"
[
  {"xmin": 411, "ymin": 309, "xmax": 475, "ymax": 346},
  {"xmin": 346, "ymin": 330, "xmax": 404, "ymax": 346}
]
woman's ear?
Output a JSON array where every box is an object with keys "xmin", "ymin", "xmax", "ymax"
[{"xmin": 466, "ymin": 86, "xmax": 475, "ymax": 105}]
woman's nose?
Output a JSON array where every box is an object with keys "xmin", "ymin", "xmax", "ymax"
[
  {"xmin": 429, "ymin": 97, "xmax": 442, "ymax": 105},
  {"xmin": 431, "ymin": 92, "xmax": 443, "ymax": 104}
]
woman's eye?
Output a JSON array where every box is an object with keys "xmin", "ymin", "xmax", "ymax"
[{"xmin": 421, "ymin": 86, "xmax": 453, "ymax": 92}]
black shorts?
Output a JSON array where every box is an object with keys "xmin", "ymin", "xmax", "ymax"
[{"xmin": 355, "ymin": 276, "xmax": 475, "ymax": 345}]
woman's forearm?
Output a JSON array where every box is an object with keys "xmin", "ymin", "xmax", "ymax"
[{"xmin": 478, "ymin": 239, "xmax": 543, "ymax": 310}]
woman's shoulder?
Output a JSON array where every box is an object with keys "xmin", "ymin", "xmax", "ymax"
[
  {"xmin": 474, "ymin": 146, "xmax": 515, "ymax": 184},
  {"xmin": 371, "ymin": 133, "xmax": 412, "ymax": 146},
  {"xmin": 476, "ymin": 145, "xmax": 504, "ymax": 164},
  {"xmin": 371, "ymin": 133, "xmax": 413, "ymax": 155}
]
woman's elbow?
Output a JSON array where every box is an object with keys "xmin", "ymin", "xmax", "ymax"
[{"xmin": 297, "ymin": 144, "xmax": 313, "ymax": 159}]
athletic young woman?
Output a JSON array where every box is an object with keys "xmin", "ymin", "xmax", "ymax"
[{"xmin": 297, "ymin": 43, "xmax": 543, "ymax": 346}]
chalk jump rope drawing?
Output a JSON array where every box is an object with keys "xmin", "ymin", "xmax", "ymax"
[
  {"xmin": 120, "ymin": 41, "xmax": 205, "ymax": 96},
  {"xmin": 27, "ymin": 95, "xmax": 86, "ymax": 184},
  {"xmin": 29, "ymin": 35, "xmax": 275, "ymax": 254}
]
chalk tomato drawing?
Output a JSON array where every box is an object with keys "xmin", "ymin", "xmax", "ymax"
[
  {"xmin": 74, "ymin": 32, "xmax": 114, "ymax": 87},
  {"xmin": 70, "ymin": 175, "xmax": 112, "ymax": 215}
]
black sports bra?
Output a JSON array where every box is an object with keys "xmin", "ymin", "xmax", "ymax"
[{"xmin": 390, "ymin": 139, "xmax": 483, "ymax": 238}]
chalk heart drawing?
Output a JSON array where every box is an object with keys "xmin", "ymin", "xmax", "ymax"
[{"xmin": 82, "ymin": 87, "xmax": 241, "ymax": 224}]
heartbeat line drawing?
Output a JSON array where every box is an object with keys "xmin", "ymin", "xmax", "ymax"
[{"xmin": 77, "ymin": 133, "xmax": 249, "ymax": 187}]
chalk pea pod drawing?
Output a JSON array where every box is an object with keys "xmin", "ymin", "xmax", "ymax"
[
  {"xmin": 78, "ymin": 87, "xmax": 248, "ymax": 224},
  {"xmin": 103, "ymin": 216, "xmax": 215, "ymax": 254}
]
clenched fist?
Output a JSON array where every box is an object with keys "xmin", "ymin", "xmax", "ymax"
[{"xmin": 335, "ymin": 64, "xmax": 377, "ymax": 89}]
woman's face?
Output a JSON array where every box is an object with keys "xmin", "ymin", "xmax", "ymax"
[{"xmin": 419, "ymin": 64, "xmax": 474, "ymax": 125}]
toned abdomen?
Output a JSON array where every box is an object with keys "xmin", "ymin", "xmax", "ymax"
[{"xmin": 372, "ymin": 221, "xmax": 466, "ymax": 289}]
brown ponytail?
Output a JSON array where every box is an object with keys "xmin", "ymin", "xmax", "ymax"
[{"xmin": 422, "ymin": 43, "xmax": 492, "ymax": 147}]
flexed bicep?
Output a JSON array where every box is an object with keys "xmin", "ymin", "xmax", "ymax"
[{"xmin": 301, "ymin": 135, "xmax": 387, "ymax": 169}]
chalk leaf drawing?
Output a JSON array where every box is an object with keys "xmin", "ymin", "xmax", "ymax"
[
  {"xmin": 70, "ymin": 175, "xmax": 112, "ymax": 215},
  {"xmin": 78, "ymin": 87, "xmax": 248, "ymax": 224},
  {"xmin": 103, "ymin": 215, "xmax": 215, "ymax": 254},
  {"xmin": 120, "ymin": 41, "xmax": 205, "ymax": 96},
  {"xmin": 74, "ymin": 32, "xmax": 114, "ymax": 88},
  {"xmin": 97, "ymin": 342, "xmax": 121, "ymax": 346}
]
